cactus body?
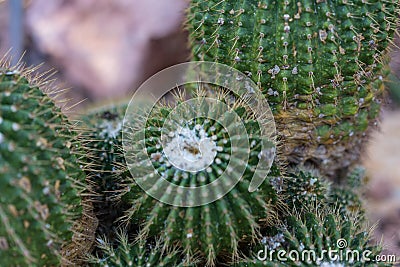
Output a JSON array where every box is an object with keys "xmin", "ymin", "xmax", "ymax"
[
  {"xmin": 237, "ymin": 210, "xmax": 387, "ymax": 266},
  {"xmin": 283, "ymin": 169, "xmax": 330, "ymax": 210},
  {"xmin": 79, "ymin": 102, "xmax": 383, "ymax": 266},
  {"xmin": 79, "ymin": 102, "xmax": 129, "ymax": 244},
  {"xmin": 85, "ymin": 90, "xmax": 280, "ymax": 266},
  {"xmin": 187, "ymin": 0, "xmax": 399, "ymax": 179},
  {"xmin": 328, "ymin": 166, "xmax": 366, "ymax": 219},
  {"xmin": 122, "ymin": 91, "xmax": 280, "ymax": 266},
  {"xmin": 0, "ymin": 65, "xmax": 85, "ymax": 265},
  {"xmin": 89, "ymin": 231, "xmax": 195, "ymax": 267}
]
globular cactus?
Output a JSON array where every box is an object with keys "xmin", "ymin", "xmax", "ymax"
[
  {"xmin": 0, "ymin": 61, "xmax": 87, "ymax": 265},
  {"xmin": 78, "ymin": 93, "xmax": 377, "ymax": 266},
  {"xmin": 78, "ymin": 102, "xmax": 129, "ymax": 244},
  {"xmin": 1, "ymin": 0, "xmax": 397, "ymax": 264},
  {"xmin": 282, "ymin": 168, "xmax": 330, "ymax": 210},
  {"xmin": 187, "ymin": 0, "xmax": 400, "ymax": 179},
  {"xmin": 328, "ymin": 166, "xmax": 366, "ymax": 219},
  {"xmin": 117, "ymin": 88, "xmax": 281, "ymax": 266},
  {"xmin": 237, "ymin": 209, "xmax": 387, "ymax": 266},
  {"xmin": 282, "ymin": 167, "xmax": 367, "ymax": 220},
  {"xmin": 89, "ymin": 230, "xmax": 196, "ymax": 266}
]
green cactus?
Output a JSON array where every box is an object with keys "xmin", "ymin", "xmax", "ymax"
[
  {"xmin": 187, "ymin": 0, "xmax": 399, "ymax": 179},
  {"xmin": 282, "ymin": 167, "xmax": 367, "ymax": 221},
  {"xmin": 0, "ymin": 0, "xmax": 397, "ymax": 265},
  {"xmin": 328, "ymin": 166, "xmax": 366, "ymax": 220},
  {"xmin": 76, "ymin": 89, "xmax": 388, "ymax": 266},
  {"xmin": 111, "ymin": 88, "xmax": 281, "ymax": 266},
  {"xmin": 78, "ymin": 102, "xmax": 129, "ymax": 244},
  {"xmin": 237, "ymin": 209, "xmax": 388, "ymax": 266},
  {"xmin": 0, "ymin": 62, "xmax": 87, "ymax": 265},
  {"xmin": 89, "ymin": 230, "xmax": 197, "ymax": 266},
  {"xmin": 283, "ymin": 168, "xmax": 330, "ymax": 210}
]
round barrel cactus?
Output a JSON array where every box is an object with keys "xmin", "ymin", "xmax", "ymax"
[
  {"xmin": 0, "ymin": 62, "xmax": 86, "ymax": 266},
  {"xmin": 187, "ymin": 0, "xmax": 399, "ymax": 179},
  {"xmin": 283, "ymin": 168, "xmax": 330, "ymax": 210},
  {"xmin": 119, "ymin": 88, "xmax": 280, "ymax": 266}
]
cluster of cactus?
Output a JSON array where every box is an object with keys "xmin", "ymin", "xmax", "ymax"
[
  {"xmin": 80, "ymin": 100, "xmax": 387, "ymax": 266},
  {"xmin": 0, "ymin": 0, "xmax": 399, "ymax": 266}
]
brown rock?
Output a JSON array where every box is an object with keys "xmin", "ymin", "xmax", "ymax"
[
  {"xmin": 364, "ymin": 110, "xmax": 400, "ymax": 260},
  {"xmin": 26, "ymin": 0, "xmax": 189, "ymax": 101}
]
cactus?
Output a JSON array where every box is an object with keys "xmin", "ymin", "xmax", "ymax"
[
  {"xmin": 76, "ymin": 99, "xmax": 387, "ymax": 266},
  {"xmin": 78, "ymin": 102, "xmax": 129, "ymax": 244},
  {"xmin": 283, "ymin": 167, "xmax": 367, "ymax": 221},
  {"xmin": 0, "ymin": 61, "xmax": 87, "ymax": 265},
  {"xmin": 328, "ymin": 166, "xmax": 366, "ymax": 219},
  {"xmin": 187, "ymin": 0, "xmax": 400, "ymax": 179},
  {"xmin": 283, "ymin": 168, "xmax": 330, "ymax": 210},
  {"xmin": 1, "ymin": 0, "xmax": 398, "ymax": 265},
  {"xmin": 105, "ymin": 88, "xmax": 281, "ymax": 266},
  {"xmin": 237, "ymin": 209, "xmax": 387, "ymax": 266},
  {"xmin": 89, "ymin": 229, "xmax": 197, "ymax": 266}
]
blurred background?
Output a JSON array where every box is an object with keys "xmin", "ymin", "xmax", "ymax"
[
  {"xmin": 1, "ymin": 0, "xmax": 399, "ymax": 260},
  {"xmin": 0, "ymin": 0, "xmax": 190, "ymax": 103}
]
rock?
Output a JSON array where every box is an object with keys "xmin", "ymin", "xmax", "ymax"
[
  {"xmin": 0, "ymin": 1, "xmax": 10, "ymax": 56},
  {"xmin": 364, "ymin": 109, "xmax": 400, "ymax": 259},
  {"xmin": 26, "ymin": 0, "xmax": 189, "ymax": 100}
]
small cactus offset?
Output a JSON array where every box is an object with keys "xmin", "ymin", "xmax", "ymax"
[
  {"xmin": 328, "ymin": 166, "xmax": 367, "ymax": 219},
  {"xmin": 89, "ymin": 230, "xmax": 196, "ymax": 267},
  {"xmin": 187, "ymin": 0, "xmax": 400, "ymax": 179},
  {"xmin": 0, "ymin": 61, "xmax": 86, "ymax": 265},
  {"xmin": 282, "ymin": 168, "xmax": 330, "ymax": 210},
  {"xmin": 237, "ymin": 209, "xmax": 386, "ymax": 266},
  {"xmin": 282, "ymin": 167, "xmax": 365, "ymax": 219}
]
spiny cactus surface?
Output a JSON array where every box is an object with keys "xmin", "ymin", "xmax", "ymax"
[
  {"xmin": 0, "ymin": 63, "xmax": 85, "ymax": 266},
  {"xmin": 89, "ymin": 230, "xmax": 195, "ymax": 267},
  {"xmin": 282, "ymin": 167, "xmax": 367, "ymax": 221},
  {"xmin": 237, "ymin": 210, "xmax": 387, "ymax": 266},
  {"xmin": 115, "ymin": 88, "xmax": 281, "ymax": 266},
  {"xmin": 78, "ymin": 101, "xmax": 387, "ymax": 266},
  {"xmin": 283, "ymin": 168, "xmax": 330, "ymax": 210},
  {"xmin": 187, "ymin": 0, "xmax": 399, "ymax": 179},
  {"xmin": 79, "ymin": 102, "xmax": 129, "ymax": 245},
  {"xmin": 328, "ymin": 166, "xmax": 366, "ymax": 219}
]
